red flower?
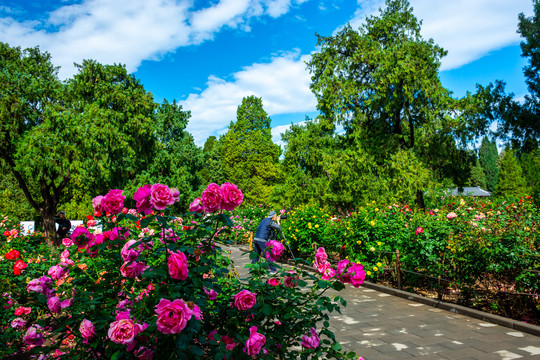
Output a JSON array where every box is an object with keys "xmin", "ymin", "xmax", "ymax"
[
  {"xmin": 86, "ymin": 215, "xmax": 94, "ymax": 220},
  {"xmin": 3, "ymin": 230, "xmax": 11, "ymax": 237},
  {"xmin": 13, "ymin": 260, "xmax": 27, "ymax": 275},
  {"xmin": 4, "ymin": 249, "xmax": 21, "ymax": 260}
]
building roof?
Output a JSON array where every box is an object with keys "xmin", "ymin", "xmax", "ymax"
[{"xmin": 448, "ymin": 186, "xmax": 491, "ymax": 197}]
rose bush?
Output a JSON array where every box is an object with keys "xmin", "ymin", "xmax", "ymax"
[{"xmin": 1, "ymin": 183, "xmax": 361, "ymax": 359}]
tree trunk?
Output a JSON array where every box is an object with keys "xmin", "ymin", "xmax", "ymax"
[
  {"xmin": 41, "ymin": 205, "xmax": 58, "ymax": 246},
  {"xmin": 415, "ymin": 189, "xmax": 425, "ymax": 210}
]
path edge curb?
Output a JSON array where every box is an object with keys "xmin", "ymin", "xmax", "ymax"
[{"xmin": 235, "ymin": 245, "xmax": 540, "ymax": 337}]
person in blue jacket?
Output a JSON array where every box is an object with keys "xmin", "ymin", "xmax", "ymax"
[{"xmin": 252, "ymin": 210, "xmax": 281, "ymax": 272}]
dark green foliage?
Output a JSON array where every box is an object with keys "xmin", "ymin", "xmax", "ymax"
[
  {"xmin": 221, "ymin": 96, "xmax": 280, "ymax": 205},
  {"xmin": 479, "ymin": 137, "xmax": 499, "ymax": 192},
  {"xmin": 468, "ymin": 159, "xmax": 487, "ymax": 189},
  {"xmin": 496, "ymin": 148, "xmax": 528, "ymax": 197}
]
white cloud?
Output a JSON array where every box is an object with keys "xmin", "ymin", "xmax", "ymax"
[
  {"xmin": 271, "ymin": 121, "xmax": 306, "ymax": 148},
  {"xmin": 0, "ymin": 0, "xmax": 308, "ymax": 79},
  {"xmin": 182, "ymin": 51, "xmax": 316, "ymax": 145},
  {"xmin": 350, "ymin": 0, "xmax": 533, "ymax": 70}
]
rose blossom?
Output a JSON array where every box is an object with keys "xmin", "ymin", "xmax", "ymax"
[
  {"xmin": 349, "ymin": 263, "xmax": 366, "ymax": 288},
  {"xmin": 14, "ymin": 306, "xmax": 31, "ymax": 315},
  {"xmin": 79, "ymin": 319, "xmax": 96, "ymax": 340},
  {"xmin": 189, "ymin": 197, "xmax": 203, "ymax": 214},
  {"xmin": 267, "ymin": 278, "xmax": 281, "ymax": 286},
  {"xmin": 11, "ymin": 317, "xmax": 26, "ymax": 329},
  {"xmin": 133, "ymin": 184, "xmax": 153, "ymax": 215},
  {"xmin": 48, "ymin": 265, "xmax": 68, "ymax": 281},
  {"xmin": 47, "ymin": 296, "xmax": 62, "ymax": 314},
  {"xmin": 201, "ymin": 183, "xmax": 222, "ymax": 213},
  {"xmin": 155, "ymin": 298, "xmax": 192, "ymax": 334},
  {"xmin": 61, "ymin": 298, "xmax": 73, "ymax": 309},
  {"xmin": 27, "ymin": 276, "xmax": 53, "ymax": 297},
  {"xmin": 62, "ymin": 237, "xmax": 73, "ymax": 247},
  {"xmin": 220, "ymin": 182, "xmax": 243, "ymax": 211},
  {"xmin": 243, "ymin": 326, "xmax": 266, "ymax": 356},
  {"xmin": 120, "ymin": 261, "xmax": 147, "ymax": 278},
  {"xmin": 204, "ymin": 287, "xmax": 217, "ymax": 300},
  {"xmin": 108, "ymin": 318, "xmax": 141, "ymax": 345},
  {"xmin": 150, "ymin": 184, "xmax": 176, "ymax": 210},
  {"xmin": 415, "ymin": 227, "xmax": 424, "ymax": 235},
  {"xmin": 222, "ymin": 335, "xmax": 237, "ymax": 350},
  {"xmin": 168, "ymin": 251, "xmax": 188, "ymax": 281},
  {"xmin": 23, "ymin": 324, "xmax": 44, "ymax": 346},
  {"xmin": 135, "ymin": 347, "xmax": 154, "ymax": 360},
  {"xmin": 266, "ymin": 240, "xmax": 284, "ymax": 262},
  {"xmin": 101, "ymin": 189, "xmax": 126, "ymax": 214},
  {"xmin": 71, "ymin": 226, "xmax": 93, "ymax": 249},
  {"xmin": 447, "ymin": 212, "xmax": 457, "ymax": 219},
  {"xmin": 301, "ymin": 327, "xmax": 320, "ymax": 349},
  {"xmin": 314, "ymin": 247, "xmax": 328, "ymax": 269},
  {"xmin": 92, "ymin": 195, "xmax": 104, "ymax": 212},
  {"xmin": 233, "ymin": 289, "xmax": 257, "ymax": 311},
  {"xmin": 121, "ymin": 240, "xmax": 142, "ymax": 262}
]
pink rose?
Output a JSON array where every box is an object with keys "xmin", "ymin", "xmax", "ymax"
[
  {"xmin": 150, "ymin": 184, "xmax": 176, "ymax": 211},
  {"xmin": 80, "ymin": 319, "xmax": 96, "ymax": 340},
  {"xmin": 349, "ymin": 263, "xmax": 366, "ymax": 288},
  {"xmin": 108, "ymin": 318, "xmax": 140, "ymax": 345},
  {"xmin": 233, "ymin": 289, "xmax": 257, "ymax": 311},
  {"xmin": 415, "ymin": 227, "xmax": 424, "ymax": 235},
  {"xmin": 71, "ymin": 226, "xmax": 93, "ymax": 249},
  {"xmin": 321, "ymin": 265, "xmax": 336, "ymax": 280},
  {"xmin": 120, "ymin": 261, "xmax": 147, "ymax": 278},
  {"xmin": 133, "ymin": 184, "xmax": 153, "ymax": 215},
  {"xmin": 61, "ymin": 298, "xmax": 73, "ymax": 309},
  {"xmin": 11, "ymin": 317, "xmax": 26, "ymax": 329},
  {"xmin": 191, "ymin": 303, "xmax": 202, "ymax": 320},
  {"xmin": 47, "ymin": 296, "xmax": 62, "ymax": 314},
  {"xmin": 155, "ymin": 298, "xmax": 192, "ymax": 334},
  {"xmin": 135, "ymin": 347, "xmax": 154, "ymax": 360},
  {"xmin": 314, "ymin": 247, "xmax": 328, "ymax": 269},
  {"xmin": 204, "ymin": 287, "xmax": 217, "ymax": 300},
  {"xmin": 201, "ymin": 183, "xmax": 222, "ymax": 213},
  {"xmin": 168, "ymin": 251, "xmax": 189, "ymax": 281},
  {"xmin": 92, "ymin": 195, "xmax": 104, "ymax": 212},
  {"xmin": 284, "ymin": 272, "xmax": 299, "ymax": 288},
  {"xmin": 62, "ymin": 237, "xmax": 73, "ymax": 247},
  {"xmin": 447, "ymin": 212, "xmax": 457, "ymax": 219},
  {"xmin": 48, "ymin": 265, "xmax": 68, "ymax": 281},
  {"xmin": 266, "ymin": 240, "xmax": 284, "ymax": 261},
  {"xmin": 189, "ymin": 197, "xmax": 203, "ymax": 214},
  {"xmin": 24, "ymin": 324, "xmax": 45, "ymax": 346},
  {"xmin": 14, "ymin": 306, "xmax": 31, "ymax": 315},
  {"xmin": 301, "ymin": 327, "xmax": 320, "ymax": 349},
  {"xmin": 222, "ymin": 335, "xmax": 237, "ymax": 350},
  {"xmin": 337, "ymin": 259, "xmax": 350, "ymax": 277},
  {"xmin": 101, "ymin": 189, "xmax": 126, "ymax": 214},
  {"xmin": 243, "ymin": 326, "xmax": 265, "ymax": 356},
  {"xmin": 121, "ymin": 240, "xmax": 142, "ymax": 262},
  {"xmin": 267, "ymin": 278, "xmax": 281, "ymax": 286},
  {"xmin": 27, "ymin": 276, "xmax": 53, "ymax": 297},
  {"xmin": 220, "ymin": 182, "xmax": 243, "ymax": 211}
]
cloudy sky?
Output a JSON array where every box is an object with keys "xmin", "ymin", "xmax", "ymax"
[{"xmin": 0, "ymin": 0, "xmax": 533, "ymax": 146}]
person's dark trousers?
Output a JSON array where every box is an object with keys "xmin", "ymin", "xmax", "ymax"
[{"xmin": 252, "ymin": 240, "xmax": 276, "ymax": 272}]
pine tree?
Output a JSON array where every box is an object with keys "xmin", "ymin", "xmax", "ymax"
[
  {"xmin": 469, "ymin": 159, "xmax": 487, "ymax": 189},
  {"xmin": 496, "ymin": 148, "xmax": 528, "ymax": 197},
  {"xmin": 479, "ymin": 137, "xmax": 499, "ymax": 192},
  {"xmin": 221, "ymin": 96, "xmax": 280, "ymax": 205}
]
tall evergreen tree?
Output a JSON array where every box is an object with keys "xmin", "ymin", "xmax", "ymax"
[
  {"xmin": 479, "ymin": 137, "xmax": 499, "ymax": 192},
  {"xmin": 520, "ymin": 147, "xmax": 540, "ymax": 198},
  {"xmin": 496, "ymin": 148, "xmax": 528, "ymax": 197},
  {"xmin": 221, "ymin": 96, "xmax": 280, "ymax": 205},
  {"xmin": 468, "ymin": 159, "xmax": 487, "ymax": 189}
]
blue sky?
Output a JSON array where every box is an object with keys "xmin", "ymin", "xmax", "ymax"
[{"xmin": 0, "ymin": 0, "xmax": 533, "ymax": 146}]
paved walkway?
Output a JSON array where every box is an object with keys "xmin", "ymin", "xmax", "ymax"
[{"xmin": 222, "ymin": 244, "xmax": 540, "ymax": 360}]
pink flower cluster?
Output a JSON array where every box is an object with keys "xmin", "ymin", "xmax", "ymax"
[
  {"xmin": 190, "ymin": 182, "xmax": 243, "ymax": 214},
  {"xmin": 266, "ymin": 240, "xmax": 284, "ymax": 262},
  {"xmin": 315, "ymin": 247, "xmax": 366, "ymax": 287},
  {"xmin": 27, "ymin": 273, "xmax": 73, "ymax": 316},
  {"xmin": 133, "ymin": 184, "xmax": 179, "ymax": 215},
  {"xmin": 301, "ymin": 327, "xmax": 320, "ymax": 349},
  {"xmin": 93, "ymin": 189, "xmax": 126, "ymax": 215}
]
